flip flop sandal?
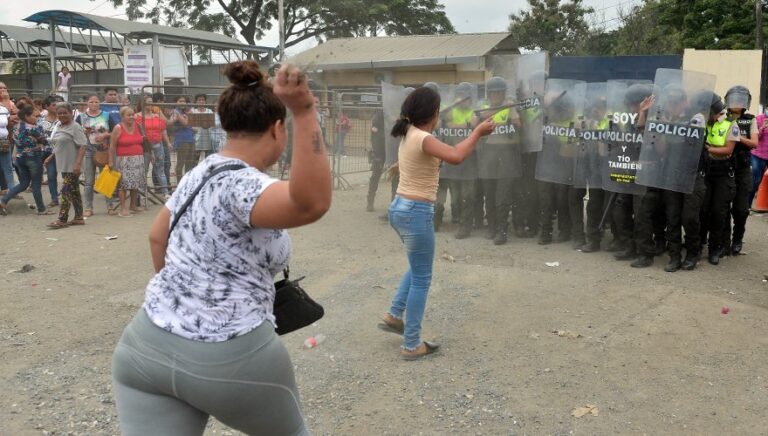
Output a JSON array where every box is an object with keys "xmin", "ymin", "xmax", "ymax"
[
  {"xmin": 401, "ymin": 341, "xmax": 440, "ymax": 361},
  {"xmin": 83, "ymin": 209, "xmax": 93, "ymax": 217},
  {"xmin": 47, "ymin": 220, "xmax": 69, "ymax": 229},
  {"xmin": 69, "ymin": 219, "xmax": 86, "ymax": 225},
  {"xmin": 118, "ymin": 212, "xmax": 132, "ymax": 218},
  {"xmin": 130, "ymin": 207, "xmax": 146, "ymax": 214}
]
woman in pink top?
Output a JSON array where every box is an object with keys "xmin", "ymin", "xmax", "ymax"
[
  {"xmin": 750, "ymin": 113, "xmax": 768, "ymax": 207},
  {"xmin": 377, "ymin": 87, "xmax": 494, "ymax": 360},
  {"xmin": 109, "ymin": 106, "xmax": 147, "ymax": 217}
]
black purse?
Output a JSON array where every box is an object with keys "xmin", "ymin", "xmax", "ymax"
[{"xmin": 168, "ymin": 164, "xmax": 324, "ymax": 336}]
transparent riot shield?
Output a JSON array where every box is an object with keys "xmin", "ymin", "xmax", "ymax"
[
  {"xmin": 636, "ymin": 69, "xmax": 716, "ymax": 194},
  {"xmin": 535, "ymin": 78, "xmax": 586, "ymax": 185},
  {"xmin": 601, "ymin": 80, "xmax": 652, "ymax": 195},
  {"xmin": 573, "ymin": 82, "xmax": 608, "ymax": 189},
  {"xmin": 476, "ymin": 56, "xmax": 523, "ymax": 179},
  {"xmin": 437, "ymin": 84, "xmax": 479, "ymax": 181},
  {"xmin": 381, "ymin": 82, "xmax": 407, "ymax": 166},
  {"xmin": 515, "ymin": 52, "xmax": 548, "ymax": 152}
]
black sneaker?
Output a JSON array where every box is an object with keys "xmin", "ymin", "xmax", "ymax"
[
  {"xmin": 580, "ymin": 241, "xmax": 601, "ymax": 253},
  {"xmin": 731, "ymin": 240, "xmax": 743, "ymax": 256},
  {"xmin": 572, "ymin": 239, "xmax": 586, "ymax": 250},
  {"xmin": 630, "ymin": 255, "xmax": 654, "ymax": 268},
  {"xmin": 493, "ymin": 232, "xmax": 508, "ymax": 246},
  {"xmin": 664, "ymin": 257, "xmax": 682, "ymax": 272}
]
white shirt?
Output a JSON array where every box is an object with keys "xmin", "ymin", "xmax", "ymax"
[
  {"xmin": 57, "ymin": 72, "xmax": 72, "ymax": 91},
  {"xmin": 0, "ymin": 105, "xmax": 8, "ymax": 140},
  {"xmin": 143, "ymin": 154, "xmax": 291, "ymax": 342}
]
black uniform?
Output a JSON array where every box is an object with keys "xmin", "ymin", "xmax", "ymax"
[
  {"xmin": 367, "ymin": 111, "xmax": 386, "ymax": 210},
  {"xmin": 725, "ymin": 113, "xmax": 755, "ymax": 253}
]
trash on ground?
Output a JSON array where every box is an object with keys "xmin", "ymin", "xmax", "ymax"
[
  {"xmin": 571, "ymin": 404, "xmax": 599, "ymax": 417},
  {"xmin": 441, "ymin": 253, "xmax": 456, "ymax": 262},
  {"xmin": 13, "ymin": 264, "xmax": 35, "ymax": 273},
  {"xmin": 45, "ymin": 237, "xmax": 58, "ymax": 242},
  {"xmin": 105, "ymin": 235, "xmax": 119, "ymax": 241},
  {"xmin": 721, "ymin": 307, "xmax": 730, "ymax": 315},
  {"xmin": 553, "ymin": 330, "xmax": 582, "ymax": 339},
  {"xmin": 545, "ymin": 261, "xmax": 560, "ymax": 267},
  {"xmin": 303, "ymin": 334, "xmax": 326, "ymax": 349}
]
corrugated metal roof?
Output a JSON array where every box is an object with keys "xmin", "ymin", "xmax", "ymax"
[
  {"xmin": 0, "ymin": 24, "xmax": 122, "ymax": 51},
  {"xmin": 23, "ymin": 10, "xmax": 274, "ymax": 53},
  {"xmin": 289, "ymin": 33, "xmax": 517, "ymax": 70}
]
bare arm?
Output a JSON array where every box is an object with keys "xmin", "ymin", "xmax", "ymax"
[
  {"xmin": 108, "ymin": 125, "xmax": 120, "ymax": 167},
  {"xmin": 148, "ymin": 207, "xmax": 172, "ymax": 272},
  {"xmin": 249, "ymin": 66, "xmax": 332, "ymax": 229},
  {"xmin": 422, "ymin": 118, "xmax": 495, "ymax": 165},
  {"xmin": 707, "ymin": 140, "xmax": 736, "ymax": 157}
]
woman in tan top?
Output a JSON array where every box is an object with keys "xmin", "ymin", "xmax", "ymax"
[{"xmin": 378, "ymin": 86, "xmax": 494, "ymax": 360}]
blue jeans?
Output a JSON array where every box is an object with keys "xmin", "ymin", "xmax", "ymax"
[
  {"xmin": 388, "ymin": 195, "xmax": 435, "ymax": 350},
  {"xmin": 1, "ymin": 154, "xmax": 45, "ymax": 212},
  {"xmin": 144, "ymin": 143, "xmax": 168, "ymax": 195},
  {"xmin": 0, "ymin": 151, "xmax": 15, "ymax": 192},
  {"xmin": 42, "ymin": 151, "xmax": 59, "ymax": 203},
  {"xmin": 335, "ymin": 131, "xmax": 347, "ymax": 155},
  {"xmin": 749, "ymin": 154, "xmax": 768, "ymax": 207}
]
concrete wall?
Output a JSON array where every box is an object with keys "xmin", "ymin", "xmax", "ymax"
[{"xmin": 683, "ymin": 49, "xmax": 763, "ymax": 114}]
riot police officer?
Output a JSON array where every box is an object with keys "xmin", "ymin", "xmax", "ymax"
[
  {"xmin": 701, "ymin": 94, "xmax": 740, "ymax": 265},
  {"xmin": 367, "ymin": 108, "xmax": 386, "ymax": 211},
  {"xmin": 724, "ymin": 85, "xmax": 757, "ymax": 255},
  {"xmin": 474, "ymin": 76, "xmax": 521, "ymax": 245}
]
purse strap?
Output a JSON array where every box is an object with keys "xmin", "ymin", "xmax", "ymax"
[
  {"xmin": 168, "ymin": 164, "xmax": 246, "ymax": 237},
  {"xmin": 167, "ymin": 163, "xmax": 292, "ymax": 280}
]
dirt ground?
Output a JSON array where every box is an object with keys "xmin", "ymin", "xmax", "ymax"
[{"xmin": 1, "ymin": 171, "xmax": 768, "ymax": 436}]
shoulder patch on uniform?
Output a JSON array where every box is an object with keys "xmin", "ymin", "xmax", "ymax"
[{"xmin": 731, "ymin": 125, "xmax": 740, "ymax": 135}]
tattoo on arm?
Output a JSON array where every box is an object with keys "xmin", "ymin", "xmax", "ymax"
[{"xmin": 312, "ymin": 131, "xmax": 323, "ymax": 154}]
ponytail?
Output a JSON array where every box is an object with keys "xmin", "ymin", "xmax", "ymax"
[{"xmin": 391, "ymin": 117, "xmax": 410, "ymax": 138}]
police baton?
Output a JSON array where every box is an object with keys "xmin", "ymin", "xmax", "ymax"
[{"xmin": 439, "ymin": 96, "xmax": 471, "ymax": 115}]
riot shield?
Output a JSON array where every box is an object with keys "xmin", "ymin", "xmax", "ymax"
[
  {"xmin": 381, "ymin": 82, "xmax": 407, "ymax": 166},
  {"xmin": 573, "ymin": 82, "xmax": 607, "ymax": 189},
  {"xmin": 601, "ymin": 80, "xmax": 652, "ymax": 195},
  {"xmin": 515, "ymin": 52, "xmax": 548, "ymax": 152},
  {"xmin": 635, "ymin": 69, "xmax": 716, "ymax": 194},
  {"xmin": 534, "ymin": 78, "xmax": 586, "ymax": 185},
  {"xmin": 475, "ymin": 58, "xmax": 523, "ymax": 179},
  {"xmin": 437, "ymin": 83, "xmax": 479, "ymax": 180}
]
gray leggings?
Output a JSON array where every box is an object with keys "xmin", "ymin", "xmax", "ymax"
[{"xmin": 112, "ymin": 310, "xmax": 309, "ymax": 436}]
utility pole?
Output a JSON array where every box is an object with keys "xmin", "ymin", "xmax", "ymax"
[
  {"xmin": 278, "ymin": 0, "xmax": 285, "ymax": 62},
  {"xmin": 758, "ymin": 0, "xmax": 764, "ymax": 49}
]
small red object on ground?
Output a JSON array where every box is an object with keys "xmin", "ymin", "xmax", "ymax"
[{"xmin": 721, "ymin": 307, "xmax": 730, "ymax": 315}]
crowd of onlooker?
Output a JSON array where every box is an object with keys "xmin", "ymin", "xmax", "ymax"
[{"xmin": 0, "ymin": 82, "xmax": 225, "ymax": 227}]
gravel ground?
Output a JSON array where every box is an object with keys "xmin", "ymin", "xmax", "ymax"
[{"xmin": 1, "ymin": 172, "xmax": 768, "ymax": 435}]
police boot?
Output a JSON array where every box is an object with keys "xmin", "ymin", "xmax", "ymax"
[
  {"xmin": 581, "ymin": 240, "xmax": 601, "ymax": 253},
  {"xmin": 630, "ymin": 255, "xmax": 654, "ymax": 268},
  {"xmin": 664, "ymin": 256, "xmax": 682, "ymax": 272},
  {"xmin": 681, "ymin": 255, "xmax": 699, "ymax": 271},
  {"xmin": 731, "ymin": 240, "xmax": 743, "ymax": 256},
  {"xmin": 538, "ymin": 232, "xmax": 552, "ymax": 245},
  {"xmin": 485, "ymin": 217, "xmax": 496, "ymax": 240},
  {"xmin": 605, "ymin": 239, "xmax": 626, "ymax": 253},
  {"xmin": 614, "ymin": 243, "xmax": 637, "ymax": 261},
  {"xmin": 493, "ymin": 230, "xmax": 508, "ymax": 246},
  {"xmin": 572, "ymin": 237, "xmax": 586, "ymax": 251},
  {"xmin": 455, "ymin": 226, "xmax": 471, "ymax": 240},
  {"xmin": 708, "ymin": 247, "xmax": 722, "ymax": 265}
]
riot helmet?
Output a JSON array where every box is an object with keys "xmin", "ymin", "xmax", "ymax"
[
  {"xmin": 624, "ymin": 84, "xmax": 653, "ymax": 111},
  {"xmin": 710, "ymin": 93, "xmax": 725, "ymax": 118},
  {"xmin": 725, "ymin": 85, "xmax": 751, "ymax": 111},
  {"xmin": 423, "ymin": 82, "xmax": 439, "ymax": 92},
  {"xmin": 486, "ymin": 76, "xmax": 507, "ymax": 105}
]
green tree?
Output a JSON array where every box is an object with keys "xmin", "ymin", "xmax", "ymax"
[
  {"xmin": 104, "ymin": 0, "xmax": 454, "ymax": 48},
  {"xmin": 10, "ymin": 60, "xmax": 51, "ymax": 75},
  {"xmin": 508, "ymin": 0, "xmax": 595, "ymax": 55}
]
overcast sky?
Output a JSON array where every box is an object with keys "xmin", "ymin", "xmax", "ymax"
[{"xmin": 1, "ymin": 0, "xmax": 630, "ymax": 54}]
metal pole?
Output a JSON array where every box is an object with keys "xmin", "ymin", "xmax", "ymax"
[
  {"xmin": 152, "ymin": 34, "xmax": 162, "ymax": 87},
  {"xmin": 49, "ymin": 20, "xmax": 56, "ymax": 92},
  {"xmin": 278, "ymin": 0, "xmax": 285, "ymax": 61}
]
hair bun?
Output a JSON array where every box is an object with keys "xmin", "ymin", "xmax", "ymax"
[{"xmin": 224, "ymin": 61, "xmax": 265, "ymax": 88}]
